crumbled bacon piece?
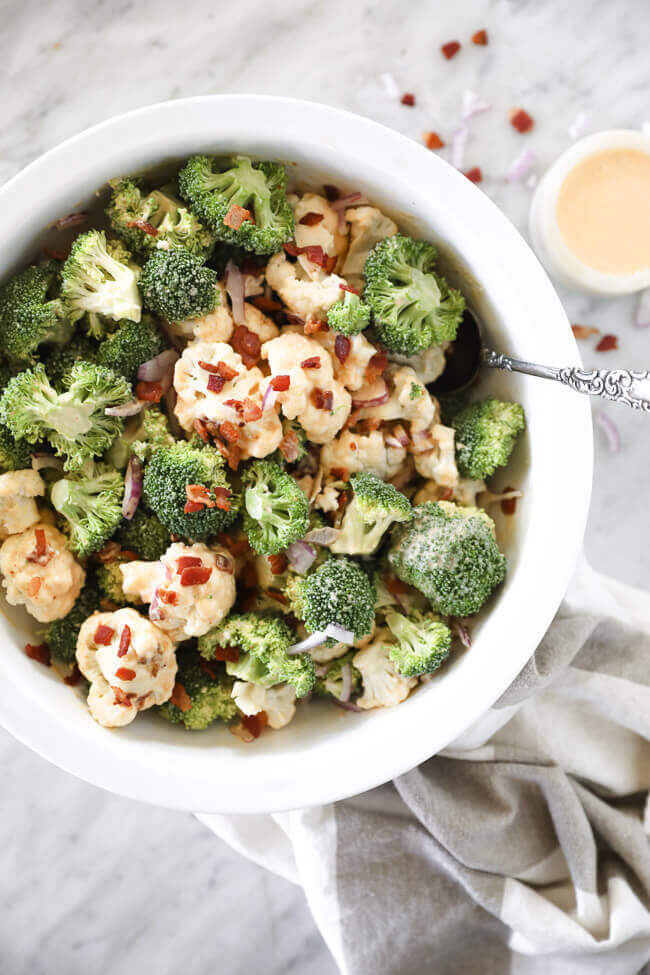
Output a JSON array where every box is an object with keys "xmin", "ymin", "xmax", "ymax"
[
  {"xmin": 242, "ymin": 398, "xmax": 263, "ymax": 422},
  {"xmin": 193, "ymin": 418, "xmax": 210, "ymax": 443},
  {"xmin": 115, "ymin": 667, "xmax": 136, "ymax": 681},
  {"xmin": 596, "ymin": 334, "xmax": 618, "ymax": 352},
  {"xmin": 339, "ymin": 283, "xmax": 359, "ymax": 295},
  {"xmin": 250, "ymin": 295, "xmax": 283, "ymax": 313},
  {"xmin": 25, "ymin": 642, "xmax": 50, "ymax": 666},
  {"xmin": 186, "ymin": 484, "xmax": 216, "ymax": 508},
  {"xmin": 472, "ymin": 29, "xmax": 488, "ymax": 45},
  {"xmin": 212, "ymin": 644, "xmax": 240, "ymax": 662},
  {"xmin": 386, "ymin": 575, "xmax": 409, "ymax": 598},
  {"xmin": 268, "ymin": 553, "xmax": 289, "ymax": 575},
  {"xmin": 501, "ymin": 488, "xmax": 518, "ymax": 516},
  {"xmin": 401, "ymin": 93, "xmax": 416, "ymax": 106},
  {"xmin": 441, "ymin": 40, "xmax": 461, "ymax": 59},
  {"xmin": 304, "ymin": 319, "xmax": 324, "ymax": 335},
  {"xmin": 184, "ymin": 500, "xmax": 205, "ymax": 514},
  {"xmin": 116, "ymin": 625, "xmax": 131, "ymax": 657},
  {"xmin": 158, "ymin": 588, "xmax": 179, "ymax": 606},
  {"xmin": 215, "ymin": 360, "xmax": 239, "ymax": 380},
  {"xmin": 136, "ymin": 381, "xmax": 163, "ymax": 403},
  {"xmin": 112, "ymin": 686, "xmax": 132, "ymax": 707},
  {"xmin": 284, "ymin": 242, "xmax": 334, "ymax": 270},
  {"xmin": 205, "ymin": 373, "xmax": 225, "ymax": 394},
  {"xmin": 424, "ymin": 131, "xmax": 445, "ymax": 150},
  {"xmin": 212, "ymin": 487, "xmax": 232, "ymax": 512},
  {"xmin": 180, "ymin": 565, "xmax": 212, "ymax": 586},
  {"xmin": 214, "ymin": 438, "xmax": 242, "ymax": 471},
  {"xmin": 365, "ymin": 351, "xmax": 388, "ymax": 383},
  {"xmin": 64, "ymin": 664, "xmax": 82, "ymax": 686},
  {"xmin": 271, "ymin": 375, "xmax": 291, "ymax": 391},
  {"xmin": 299, "ymin": 212, "xmax": 324, "ymax": 226},
  {"xmin": 27, "ymin": 528, "xmax": 51, "ymax": 566},
  {"xmin": 176, "ymin": 556, "xmax": 203, "ymax": 573},
  {"xmin": 241, "ymin": 711, "xmax": 268, "ymax": 739},
  {"xmin": 223, "ymin": 204, "xmax": 254, "ymax": 229},
  {"xmin": 215, "ymin": 553, "xmax": 234, "ymax": 574},
  {"xmin": 509, "ymin": 108, "xmax": 534, "ymax": 133},
  {"xmin": 278, "ymin": 429, "xmax": 300, "ymax": 462},
  {"xmin": 571, "ymin": 324, "xmax": 600, "ymax": 340},
  {"xmin": 334, "ymin": 334, "xmax": 351, "ymax": 363},
  {"xmin": 439, "ymin": 487, "xmax": 454, "ymax": 501},
  {"xmin": 266, "ymin": 589, "xmax": 288, "ymax": 605},
  {"xmin": 170, "ymin": 682, "xmax": 192, "ymax": 712},
  {"xmin": 219, "ymin": 421, "xmax": 240, "ymax": 444},
  {"xmin": 223, "ymin": 398, "xmax": 244, "ymax": 414},
  {"xmin": 216, "ymin": 532, "xmax": 250, "ymax": 556},
  {"xmin": 311, "ymin": 388, "xmax": 334, "ymax": 411},
  {"xmin": 330, "ymin": 466, "xmax": 350, "ymax": 481},
  {"xmin": 232, "ymin": 325, "xmax": 261, "ymax": 366},
  {"xmin": 126, "ymin": 219, "xmax": 158, "ymax": 237},
  {"xmin": 323, "ymin": 255, "xmax": 337, "ymax": 274},
  {"xmin": 94, "ymin": 624, "xmax": 115, "ymax": 645},
  {"xmin": 464, "ymin": 167, "xmax": 483, "ymax": 183},
  {"xmin": 301, "ymin": 356, "xmax": 321, "ymax": 369}
]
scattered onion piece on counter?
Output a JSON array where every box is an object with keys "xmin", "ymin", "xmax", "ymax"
[
  {"xmin": 464, "ymin": 167, "xmax": 483, "ymax": 183},
  {"xmin": 568, "ymin": 111, "xmax": 590, "ymax": 139},
  {"xmin": 441, "ymin": 40, "xmax": 461, "ymax": 59},
  {"xmin": 506, "ymin": 147, "xmax": 536, "ymax": 183},
  {"xmin": 462, "ymin": 90, "xmax": 491, "ymax": 121},
  {"xmin": 571, "ymin": 324, "xmax": 600, "ymax": 340},
  {"xmin": 105, "ymin": 399, "xmax": 144, "ymax": 418},
  {"xmin": 401, "ymin": 93, "xmax": 415, "ymax": 107},
  {"xmin": 286, "ymin": 540, "xmax": 317, "ymax": 574},
  {"xmin": 424, "ymin": 132, "xmax": 445, "ymax": 150},
  {"xmin": 452, "ymin": 620, "xmax": 472, "ymax": 650},
  {"xmin": 31, "ymin": 453, "xmax": 64, "ymax": 471},
  {"xmin": 451, "ymin": 125, "xmax": 469, "ymax": 169},
  {"xmin": 635, "ymin": 287, "xmax": 650, "ymax": 328},
  {"xmin": 122, "ymin": 455, "xmax": 143, "ymax": 520},
  {"xmin": 595, "ymin": 334, "xmax": 618, "ymax": 352},
  {"xmin": 225, "ymin": 260, "xmax": 246, "ymax": 324},
  {"xmin": 595, "ymin": 412, "xmax": 620, "ymax": 453},
  {"xmin": 472, "ymin": 29, "xmax": 488, "ymax": 45},
  {"xmin": 25, "ymin": 643, "xmax": 51, "ymax": 666},
  {"xmin": 380, "ymin": 72, "xmax": 400, "ymax": 99},
  {"xmin": 509, "ymin": 108, "xmax": 534, "ymax": 133}
]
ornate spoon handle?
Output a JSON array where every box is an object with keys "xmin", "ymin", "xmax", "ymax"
[{"xmin": 481, "ymin": 349, "xmax": 650, "ymax": 412}]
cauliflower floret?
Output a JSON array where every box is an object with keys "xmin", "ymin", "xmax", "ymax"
[
  {"xmin": 320, "ymin": 430, "xmax": 406, "ymax": 481},
  {"xmin": 0, "ymin": 522, "xmax": 84, "ymax": 622},
  {"xmin": 313, "ymin": 330, "xmax": 377, "ymax": 391},
  {"xmin": 76, "ymin": 607, "xmax": 177, "ymax": 728},
  {"xmin": 174, "ymin": 340, "xmax": 283, "ymax": 459},
  {"xmin": 354, "ymin": 366, "xmax": 436, "ymax": 434},
  {"xmin": 341, "ymin": 206, "xmax": 398, "ymax": 289},
  {"xmin": 354, "ymin": 630, "xmax": 417, "ymax": 709},
  {"xmin": 231, "ymin": 681, "xmax": 296, "ymax": 730},
  {"xmin": 241, "ymin": 302, "xmax": 279, "ymax": 344},
  {"xmin": 313, "ymin": 480, "xmax": 344, "ymax": 513},
  {"xmin": 265, "ymin": 252, "xmax": 348, "ymax": 322},
  {"xmin": 0, "ymin": 470, "xmax": 45, "ymax": 539},
  {"xmin": 121, "ymin": 542, "xmax": 236, "ymax": 641},
  {"xmin": 262, "ymin": 333, "xmax": 351, "ymax": 443},
  {"xmin": 388, "ymin": 344, "xmax": 448, "ymax": 385},
  {"xmin": 412, "ymin": 423, "xmax": 459, "ymax": 487},
  {"xmin": 291, "ymin": 193, "xmax": 348, "ymax": 279},
  {"xmin": 169, "ymin": 283, "xmax": 234, "ymax": 344}
]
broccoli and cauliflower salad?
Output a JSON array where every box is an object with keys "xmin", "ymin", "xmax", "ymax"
[{"xmin": 0, "ymin": 154, "xmax": 526, "ymax": 740}]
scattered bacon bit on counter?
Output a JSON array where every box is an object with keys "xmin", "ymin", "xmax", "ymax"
[
  {"xmin": 241, "ymin": 711, "xmax": 268, "ymax": 739},
  {"xmin": 219, "ymin": 421, "xmax": 240, "ymax": 444},
  {"xmin": 334, "ymin": 334, "xmax": 351, "ymax": 363},
  {"xmin": 304, "ymin": 319, "xmax": 324, "ymax": 335},
  {"xmin": 365, "ymin": 351, "xmax": 389, "ymax": 383},
  {"xmin": 126, "ymin": 219, "xmax": 158, "ymax": 237},
  {"xmin": 330, "ymin": 466, "xmax": 350, "ymax": 481},
  {"xmin": 54, "ymin": 211, "xmax": 88, "ymax": 230},
  {"xmin": 311, "ymin": 388, "xmax": 334, "ymax": 411},
  {"xmin": 64, "ymin": 664, "xmax": 82, "ymax": 686},
  {"xmin": 268, "ymin": 553, "xmax": 289, "ymax": 575},
  {"xmin": 176, "ymin": 556, "xmax": 203, "ymax": 573},
  {"xmin": 278, "ymin": 429, "xmax": 300, "ymax": 462},
  {"xmin": 232, "ymin": 325, "xmax": 261, "ymax": 366},
  {"xmin": 501, "ymin": 488, "xmax": 518, "ymax": 515},
  {"xmin": 115, "ymin": 667, "xmax": 136, "ymax": 681},
  {"xmin": 112, "ymin": 686, "xmax": 133, "ymax": 707},
  {"xmin": 223, "ymin": 204, "xmax": 254, "ymax": 229},
  {"xmin": 472, "ymin": 29, "xmax": 488, "ymax": 45},
  {"xmin": 250, "ymin": 295, "xmax": 283, "ymax": 313},
  {"xmin": 215, "ymin": 553, "xmax": 234, "ymax": 574},
  {"xmin": 271, "ymin": 375, "xmax": 291, "ymax": 391},
  {"xmin": 135, "ymin": 380, "xmax": 163, "ymax": 403},
  {"xmin": 242, "ymin": 398, "xmax": 263, "ymax": 422},
  {"xmin": 441, "ymin": 41, "xmax": 461, "ymax": 59},
  {"xmin": 170, "ymin": 682, "xmax": 192, "ymax": 712},
  {"xmin": 94, "ymin": 624, "xmax": 115, "ymax": 646},
  {"xmin": 27, "ymin": 528, "xmax": 51, "ymax": 565},
  {"xmin": 180, "ymin": 565, "xmax": 212, "ymax": 586},
  {"xmin": 213, "ymin": 644, "xmax": 240, "ymax": 662},
  {"xmin": 401, "ymin": 93, "xmax": 416, "ymax": 106},
  {"xmin": 217, "ymin": 532, "xmax": 250, "ymax": 556},
  {"xmin": 339, "ymin": 284, "xmax": 359, "ymax": 295},
  {"xmin": 464, "ymin": 167, "xmax": 483, "ymax": 183},
  {"xmin": 212, "ymin": 487, "xmax": 232, "ymax": 512},
  {"xmin": 299, "ymin": 212, "xmax": 325, "ymax": 226},
  {"xmin": 25, "ymin": 643, "xmax": 50, "ymax": 666},
  {"xmin": 424, "ymin": 132, "xmax": 445, "ymax": 150},
  {"xmin": 301, "ymin": 356, "xmax": 321, "ymax": 369},
  {"xmin": 596, "ymin": 334, "xmax": 618, "ymax": 352},
  {"xmin": 43, "ymin": 246, "xmax": 66, "ymax": 261},
  {"xmin": 193, "ymin": 418, "xmax": 210, "ymax": 443},
  {"xmin": 158, "ymin": 588, "xmax": 179, "ymax": 605},
  {"xmin": 509, "ymin": 108, "xmax": 534, "ymax": 133},
  {"xmin": 571, "ymin": 324, "xmax": 600, "ymax": 339}
]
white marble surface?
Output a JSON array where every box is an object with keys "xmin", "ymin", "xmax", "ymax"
[{"xmin": 1, "ymin": 0, "xmax": 650, "ymax": 972}]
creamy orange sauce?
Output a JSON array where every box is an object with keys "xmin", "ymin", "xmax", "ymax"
[{"xmin": 556, "ymin": 149, "xmax": 650, "ymax": 274}]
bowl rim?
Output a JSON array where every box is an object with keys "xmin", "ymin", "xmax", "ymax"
[{"xmin": 0, "ymin": 94, "xmax": 593, "ymax": 813}]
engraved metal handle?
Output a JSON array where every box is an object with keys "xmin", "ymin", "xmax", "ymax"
[{"xmin": 482, "ymin": 348, "xmax": 650, "ymax": 412}]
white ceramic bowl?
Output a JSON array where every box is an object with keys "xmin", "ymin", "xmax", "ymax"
[{"xmin": 0, "ymin": 96, "xmax": 592, "ymax": 813}]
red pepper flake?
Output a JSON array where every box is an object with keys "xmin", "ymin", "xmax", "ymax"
[
  {"xmin": 117, "ymin": 625, "xmax": 131, "ymax": 657},
  {"xmin": 278, "ymin": 429, "xmax": 300, "ymax": 462},
  {"xmin": 365, "ymin": 351, "xmax": 388, "ymax": 383},
  {"xmin": 596, "ymin": 334, "xmax": 618, "ymax": 352},
  {"xmin": 241, "ymin": 711, "xmax": 268, "ymax": 739},
  {"xmin": 158, "ymin": 588, "xmax": 179, "ymax": 606},
  {"xmin": 299, "ymin": 212, "xmax": 325, "ymax": 226},
  {"xmin": 25, "ymin": 642, "xmax": 50, "ymax": 666},
  {"xmin": 176, "ymin": 556, "xmax": 203, "ymax": 573},
  {"xmin": 472, "ymin": 29, "xmax": 488, "ymax": 45},
  {"xmin": 250, "ymin": 295, "xmax": 283, "ymax": 313},
  {"xmin": 571, "ymin": 324, "xmax": 600, "ymax": 340},
  {"xmin": 501, "ymin": 488, "xmax": 518, "ymax": 516},
  {"xmin": 215, "ymin": 553, "xmax": 234, "ymax": 574},
  {"xmin": 213, "ymin": 644, "xmax": 240, "ymax": 662},
  {"xmin": 311, "ymin": 388, "xmax": 334, "ymax": 411},
  {"xmin": 193, "ymin": 418, "xmax": 210, "ymax": 443},
  {"xmin": 423, "ymin": 131, "xmax": 445, "ymax": 150},
  {"xmin": 301, "ymin": 356, "xmax": 321, "ymax": 369},
  {"xmin": 339, "ymin": 283, "xmax": 360, "ymax": 295},
  {"xmin": 232, "ymin": 325, "xmax": 261, "ymax": 367},
  {"xmin": 126, "ymin": 219, "xmax": 158, "ymax": 237},
  {"xmin": 64, "ymin": 663, "xmax": 82, "ymax": 686},
  {"xmin": 170, "ymin": 682, "xmax": 192, "ymax": 712},
  {"xmin": 180, "ymin": 565, "xmax": 212, "ymax": 586},
  {"xmin": 219, "ymin": 421, "xmax": 240, "ymax": 444},
  {"xmin": 115, "ymin": 666, "xmax": 136, "ymax": 681},
  {"xmin": 212, "ymin": 487, "xmax": 232, "ymax": 512},
  {"xmin": 112, "ymin": 686, "xmax": 133, "ymax": 707},
  {"xmin": 441, "ymin": 40, "xmax": 461, "ymax": 59},
  {"xmin": 401, "ymin": 93, "xmax": 416, "ymax": 106},
  {"xmin": 223, "ymin": 204, "xmax": 254, "ymax": 229},
  {"xmin": 94, "ymin": 624, "xmax": 115, "ymax": 645},
  {"xmin": 464, "ymin": 167, "xmax": 483, "ymax": 183},
  {"xmin": 135, "ymin": 380, "xmax": 163, "ymax": 403},
  {"xmin": 304, "ymin": 319, "xmax": 325, "ymax": 335},
  {"xmin": 26, "ymin": 577, "xmax": 42, "ymax": 600},
  {"xmin": 509, "ymin": 108, "xmax": 534, "ymax": 133},
  {"xmin": 334, "ymin": 334, "xmax": 351, "ymax": 363},
  {"xmin": 271, "ymin": 374, "xmax": 291, "ymax": 392},
  {"xmin": 242, "ymin": 398, "xmax": 263, "ymax": 422},
  {"xmin": 268, "ymin": 553, "xmax": 289, "ymax": 575}
]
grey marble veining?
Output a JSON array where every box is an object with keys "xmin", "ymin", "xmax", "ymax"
[{"xmin": 1, "ymin": 0, "xmax": 650, "ymax": 972}]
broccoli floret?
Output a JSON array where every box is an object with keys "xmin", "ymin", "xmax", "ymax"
[
  {"xmin": 96, "ymin": 314, "xmax": 166, "ymax": 382},
  {"xmin": 46, "ymin": 578, "xmax": 101, "ymax": 663},
  {"xmin": 242, "ymin": 460, "xmax": 309, "ymax": 555},
  {"xmin": 409, "ymin": 382, "xmax": 424, "ymax": 401},
  {"xmin": 60, "ymin": 230, "xmax": 142, "ymax": 338},
  {"xmin": 0, "ymin": 260, "xmax": 72, "ymax": 363},
  {"xmin": 159, "ymin": 647, "xmax": 238, "ymax": 730},
  {"xmin": 50, "ymin": 461, "xmax": 123, "ymax": 557},
  {"xmin": 330, "ymin": 472, "xmax": 412, "ymax": 555},
  {"xmin": 387, "ymin": 501, "xmax": 506, "ymax": 617},
  {"xmin": 138, "ymin": 248, "xmax": 218, "ymax": 322},
  {"xmin": 107, "ymin": 177, "xmax": 216, "ymax": 260},
  {"xmin": 199, "ymin": 612, "xmax": 314, "ymax": 698},
  {"xmin": 327, "ymin": 289, "xmax": 371, "ymax": 335},
  {"xmin": 42, "ymin": 335, "xmax": 99, "ymax": 389},
  {"xmin": 143, "ymin": 442, "xmax": 239, "ymax": 539},
  {"xmin": 116, "ymin": 508, "xmax": 170, "ymax": 561},
  {"xmin": 384, "ymin": 609, "xmax": 452, "ymax": 677},
  {"xmin": 106, "ymin": 406, "xmax": 174, "ymax": 470},
  {"xmin": 293, "ymin": 557, "xmax": 375, "ymax": 646},
  {"xmin": 452, "ymin": 397, "xmax": 526, "ymax": 480},
  {"xmin": 0, "ymin": 423, "xmax": 32, "ymax": 471},
  {"xmin": 0, "ymin": 363, "xmax": 131, "ymax": 471},
  {"xmin": 96, "ymin": 561, "xmax": 142, "ymax": 607},
  {"xmin": 313, "ymin": 650, "xmax": 362, "ymax": 700},
  {"xmin": 363, "ymin": 234, "xmax": 465, "ymax": 356},
  {"xmin": 178, "ymin": 154, "xmax": 294, "ymax": 255}
]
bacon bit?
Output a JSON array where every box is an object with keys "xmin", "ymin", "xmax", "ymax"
[
  {"xmin": 472, "ymin": 29, "xmax": 488, "ymax": 45},
  {"xmin": 339, "ymin": 283, "xmax": 360, "ymax": 295},
  {"xmin": 184, "ymin": 500, "xmax": 205, "ymax": 514},
  {"xmin": 64, "ymin": 663, "xmax": 82, "ymax": 686},
  {"xmin": 299, "ymin": 212, "xmax": 325, "ymax": 226},
  {"xmin": 266, "ymin": 589, "xmax": 288, "ymax": 605},
  {"xmin": 323, "ymin": 255, "xmax": 337, "ymax": 274},
  {"xmin": 213, "ymin": 644, "xmax": 240, "ymax": 662},
  {"xmin": 271, "ymin": 375, "xmax": 291, "ymax": 392},
  {"xmin": 43, "ymin": 246, "xmax": 66, "ymax": 261},
  {"xmin": 301, "ymin": 356, "xmax": 321, "ymax": 369},
  {"xmin": 199, "ymin": 658, "xmax": 219, "ymax": 680},
  {"xmin": 214, "ymin": 438, "xmax": 242, "ymax": 471},
  {"xmin": 386, "ymin": 575, "xmax": 409, "ymax": 598},
  {"xmin": 330, "ymin": 466, "xmax": 350, "ymax": 481},
  {"xmin": 223, "ymin": 204, "xmax": 254, "ymax": 229},
  {"xmin": 596, "ymin": 334, "xmax": 618, "ymax": 352},
  {"xmin": 212, "ymin": 487, "xmax": 232, "ymax": 512},
  {"xmin": 216, "ymin": 360, "xmax": 239, "ymax": 380},
  {"xmin": 241, "ymin": 711, "xmax": 268, "ymax": 739},
  {"xmin": 268, "ymin": 553, "xmax": 289, "ymax": 575},
  {"xmin": 206, "ymin": 373, "xmax": 225, "ymax": 394},
  {"xmin": 424, "ymin": 131, "xmax": 445, "ymax": 150},
  {"xmin": 283, "ymin": 242, "xmax": 333, "ymax": 269},
  {"xmin": 25, "ymin": 576, "xmax": 41, "ymax": 598},
  {"xmin": 304, "ymin": 318, "xmax": 325, "ymax": 335},
  {"xmin": 349, "ymin": 442, "xmax": 357, "ymax": 451},
  {"xmin": 198, "ymin": 358, "xmax": 223, "ymax": 375},
  {"xmin": 323, "ymin": 184, "xmax": 340, "ymax": 202},
  {"xmin": 365, "ymin": 351, "xmax": 388, "ymax": 383},
  {"xmin": 180, "ymin": 565, "xmax": 212, "ymax": 586},
  {"xmin": 501, "ymin": 487, "xmax": 518, "ymax": 515},
  {"xmin": 176, "ymin": 556, "xmax": 203, "ymax": 573},
  {"xmin": 112, "ymin": 686, "xmax": 133, "ymax": 707},
  {"xmin": 135, "ymin": 380, "xmax": 163, "ymax": 403},
  {"xmin": 510, "ymin": 108, "xmax": 534, "ymax": 133},
  {"xmin": 441, "ymin": 40, "xmax": 461, "ymax": 59},
  {"xmin": 334, "ymin": 334, "xmax": 351, "ymax": 363},
  {"xmin": 126, "ymin": 219, "xmax": 158, "ymax": 237},
  {"xmin": 311, "ymin": 388, "xmax": 334, "ymax": 411},
  {"xmin": 193, "ymin": 418, "xmax": 210, "ymax": 443},
  {"xmin": 186, "ymin": 484, "xmax": 216, "ymax": 509},
  {"xmin": 336, "ymin": 491, "xmax": 348, "ymax": 515},
  {"xmin": 286, "ymin": 312, "xmax": 305, "ymax": 327},
  {"xmin": 439, "ymin": 487, "xmax": 454, "ymax": 501},
  {"xmin": 119, "ymin": 550, "xmax": 138, "ymax": 562},
  {"xmin": 571, "ymin": 324, "xmax": 600, "ymax": 339},
  {"xmin": 232, "ymin": 325, "xmax": 261, "ymax": 366},
  {"xmin": 25, "ymin": 642, "xmax": 50, "ymax": 666},
  {"xmin": 217, "ymin": 532, "xmax": 250, "ymax": 556},
  {"xmin": 158, "ymin": 588, "xmax": 179, "ymax": 606},
  {"xmin": 100, "ymin": 598, "xmax": 119, "ymax": 612},
  {"xmin": 278, "ymin": 429, "xmax": 300, "ymax": 462},
  {"xmin": 54, "ymin": 211, "xmax": 88, "ymax": 230},
  {"xmin": 464, "ymin": 167, "xmax": 483, "ymax": 183},
  {"xmin": 94, "ymin": 624, "xmax": 115, "ymax": 645},
  {"xmin": 401, "ymin": 93, "xmax": 416, "ymax": 106},
  {"xmin": 219, "ymin": 421, "xmax": 240, "ymax": 444},
  {"xmin": 242, "ymin": 398, "xmax": 263, "ymax": 422},
  {"xmin": 250, "ymin": 295, "xmax": 283, "ymax": 313},
  {"xmin": 170, "ymin": 682, "xmax": 192, "ymax": 712},
  {"xmin": 215, "ymin": 553, "xmax": 234, "ymax": 574},
  {"xmin": 223, "ymin": 399, "xmax": 244, "ymax": 414},
  {"xmin": 115, "ymin": 667, "xmax": 136, "ymax": 681},
  {"xmin": 27, "ymin": 527, "xmax": 50, "ymax": 566}
]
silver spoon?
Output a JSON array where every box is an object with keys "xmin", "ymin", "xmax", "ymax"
[{"xmin": 429, "ymin": 309, "xmax": 650, "ymax": 411}]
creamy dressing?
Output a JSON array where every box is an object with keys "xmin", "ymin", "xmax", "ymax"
[{"xmin": 556, "ymin": 149, "xmax": 650, "ymax": 273}]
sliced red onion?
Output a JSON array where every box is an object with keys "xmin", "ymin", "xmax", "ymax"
[
  {"xmin": 331, "ymin": 192, "xmax": 368, "ymax": 211},
  {"xmin": 462, "ymin": 90, "xmax": 491, "ymax": 121},
  {"xmin": 314, "ymin": 665, "xmax": 329, "ymax": 678},
  {"xmin": 595, "ymin": 412, "xmax": 620, "ymax": 453},
  {"xmin": 31, "ymin": 453, "xmax": 64, "ymax": 472},
  {"xmin": 122, "ymin": 455, "xmax": 143, "ymax": 520},
  {"xmin": 261, "ymin": 384, "xmax": 278, "ymax": 413},
  {"xmin": 325, "ymin": 623, "xmax": 354, "ymax": 645},
  {"xmin": 339, "ymin": 662, "xmax": 352, "ymax": 702},
  {"xmin": 452, "ymin": 619, "xmax": 472, "ymax": 650},
  {"xmin": 385, "ymin": 424, "xmax": 410, "ymax": 448},
  {"xmin": 225, "ymin": 260, "xmax": 246, "ymax": 325},
  {"xmin": 506, "ymin": 148, "xmax": 536, "ymax": 183},
  {"xmin": 287, "ymin": 631, "xmax": 329, "ymax": 655},
  {"xmin": 635, "ymin": 287, "xmax": 650, "ymax": 328},
  {"xmin": 105, "ymin": 399, "xmax": 144, "ymax": 418},
  {"xmin": 332, "ymin": 698, "xmax": 362, "ymax": 713},
  {"xmin": 304, "ymin": 526, "xmax": 339, "ymax": 546},
  {"xmin": 351, "ymin": 384, "xmax": 390, "ymax": 409},
  {"xmin": 380, "ymin": 71, "xmax": 400, "ymax": 99},
  {"xmin": 568, "ymin": 111, "xmax": 590, "ymax": 139},
  {"xmin": 451, "ymin": 125, "xmax": 469, "ymax": 170},
  {"xmin": 137, "ymin": 348, "xmax": 179, "ymax": 383},
  {"xmin": 286, "ymin": 540, "xmax": 317, "ymax": 574},
  {"xmin": 54, "ymin": 212, "xmax": 88, "ymax": 230},
  {"xmin": 149, "ymin": 593, "xmax": 165, "ymax": 622}
]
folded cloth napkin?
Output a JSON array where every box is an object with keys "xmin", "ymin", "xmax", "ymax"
[{"xmin": 199, "ymin": 558, "xmax": 650, "ymax": 975}]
